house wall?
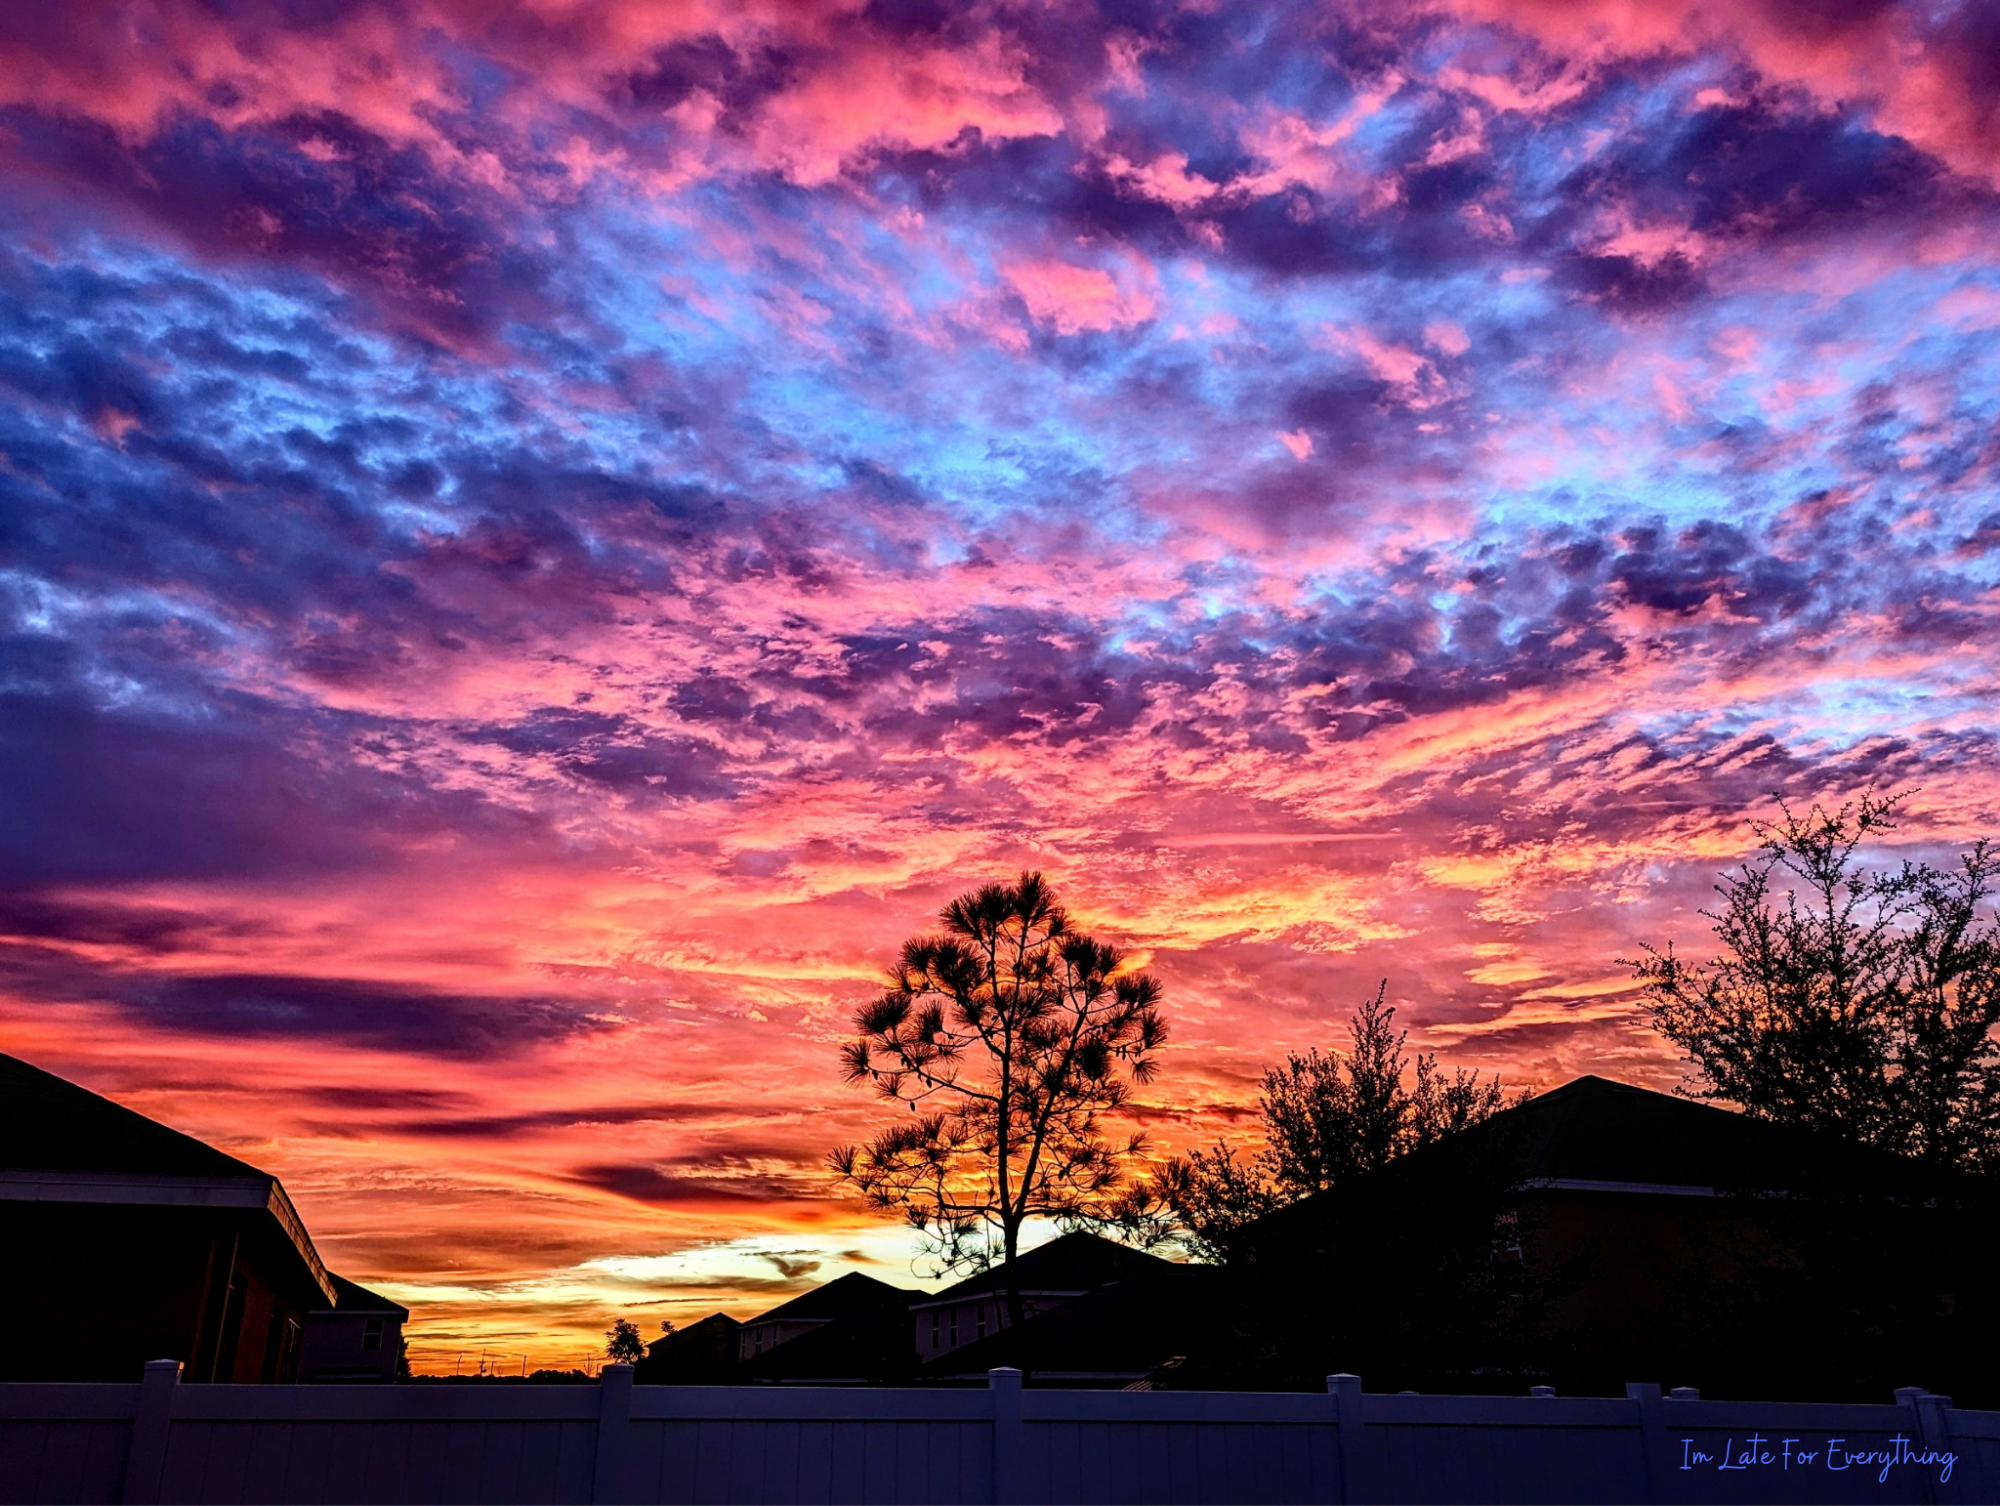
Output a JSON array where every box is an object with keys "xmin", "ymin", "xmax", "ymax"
[
  {"xmin": 0, "ymin": 1203, "xmax": 319, "ymax": 1383},
  {"xmin": 299, "ymin": 1310, "xmax": 403, "ymax": 1382},
  {"xmin": 0, "ymin": 1204, "xmax": 216, "ymax": 1383},
  {"xmin": 1514, "ymin": 1188, "xmax": 1813, "ymax": 1387},
  {"xmin": 914, "ymin": 1296, "xmax": 1068, "ymax": 1362},
  {"xmin": 738, "ymin": 1320, "xmax": 823, "ymax": 1362}
]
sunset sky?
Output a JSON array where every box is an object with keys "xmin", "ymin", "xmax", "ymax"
[{"xmin": 3, "ymin": 0, "xmax": 1998, "ymax": 1371}]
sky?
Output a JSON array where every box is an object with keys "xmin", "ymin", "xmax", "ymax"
[{"xmin": 2, "ymin": 0, "xmax": 1998, "ymax": 1372}]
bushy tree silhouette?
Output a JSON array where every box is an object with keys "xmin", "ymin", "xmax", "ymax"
[
  {"xmin": 1125, "ymin": 984, "xmax": 1515, "ymax": 1260},
  {"xmin": 1630, "ymin": 791, "xmax": 2000, "ymax": 1171},
  {"xmin": 830, "ymin": 873, "xmax": 1166, "ymax": 1320},
  {"xmin": 604, "ymin": 1318, "xmax": 645, "ymax": 1364}
]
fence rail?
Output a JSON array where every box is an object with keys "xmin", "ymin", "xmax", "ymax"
[{"xmin": 0, "ymin": 1362, "xmax": 1989, "ymax": 1504}]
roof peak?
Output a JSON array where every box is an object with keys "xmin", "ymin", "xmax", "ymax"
[
  {"xmin": 928, "ymin": 1230, "xmax": 1173, "ymax": 1301},
  {"xmin": 0, "ymin": 1051, "xmax": 271, "ymax": 1180},
  {"xmin": 746, "ymin": 1269, "xmax": 915, "ymax": 1326}
]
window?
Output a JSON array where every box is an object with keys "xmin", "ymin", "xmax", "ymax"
[
  {"xmin": 976, "ymin": 1305, "xmax": 987, "ymax": 1339},
  {"xmin": 930, "ymin": 1312, "xmax": 940, "ymax": 1348},
  {"xmin": 362, "ymin": 1317, "xmax": 384, "ymax": 1352},
  {"xmin": 948, "ymin": 1309, "xmax": 958, "ymax": 1348},
  {"xmin": 262, "ymin": 1310, "xmax": 303, "ymax": 1383},
  {"xmin": 280, "ymin": 1317, "xmax": 303, "ymax": 1381},
  {"xmin": 213, "ymin": 1273, "xmax": 247, "ymax": 1382}
]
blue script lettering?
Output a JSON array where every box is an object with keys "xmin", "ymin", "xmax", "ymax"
[{"xmin": 1676, "ymin": 1434, "xmax": 1951, "ymax": 1483}]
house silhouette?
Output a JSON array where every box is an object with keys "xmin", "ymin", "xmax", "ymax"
[
  {"xmin": 641, "ymin": 1232, "xmax": 1181, "ymax": 1385},
  {"xmin": 0, "ymin": 1052, "xmax": 406, "ymax": 1382},
  {"xmin": 735, "ymin": 1271, "xmax": 911, "ymax": 1364},
  {"xmin": 1227, "ymin": 1074, "xmax": 2000, "ymax": 1401}
]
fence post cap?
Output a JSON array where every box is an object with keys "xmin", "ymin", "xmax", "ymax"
[
  {"xmin": 1325, "ymin": 1373, "xmax": 1361, "ymax": 1392},
  {"xmin": 142, "ymin": 1359, "xmax": 182, "ymax": 1380},
  {"xmin": 989, "ymin": 1367, "xmax": 1023, "ymax": 1387},
  {"xmin": 1893, "ymin": 1386, "xmax": 1927, "ymax": 1403},
  {"xmin": 1529, "ymin": 1385, "xmax": 1557, "ymax": 1398},
  {"xmin": 1625, "ymin": 1382, "xmax": 1661, "ymax": 1401}
]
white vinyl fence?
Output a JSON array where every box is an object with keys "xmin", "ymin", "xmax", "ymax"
[{"xmin": 1, "ymin": 1362, "xmax": 1991, "ymax": 1504}]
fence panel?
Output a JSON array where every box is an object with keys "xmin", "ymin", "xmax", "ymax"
[
  {"xmin": 1362, "ymin": 1396, "xmax": 1648, "ymax": 1505},
  {"xmin": 0, "ymin": 1418, "xmax": 130, "ymax": 1504},
  {"xmin": 1, "ymin": 1369, "xmax": 1990, "ymax": 1504}
]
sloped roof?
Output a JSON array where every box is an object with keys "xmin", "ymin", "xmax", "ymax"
[
  {"xmin": 1428, "ymin": 1073, "xmax": 1946, "ymax": 1191},
  {"xmin": 921, "ymin": 1231, "xmax": 1172, "ymax": 1306},
  {"xmin": 0, "ymin": 1051, "xmax": 267, "ymax": 1178},
  {"xmin": 1454, "ymin": 1074, "xmax": 1890, "ymax": 1188},
  {"xmin": 636, "ymin": 1312, "xmax": 741, "ymax": 1383},
  {"xmin": 0, "ymin": 1050, "xmax": 333, "ymax": 1303},
  {"xmin": 923, "ymin": 1263, "xmax": 1223, "ymax": 1380},
  {"xmin": 1243, "ymin": 1073, "xmax": 1953, "ymax": 1246},
  {"xmin": 328, "ymin": 1272, "xmax": 409, "ymax": 1319},
  {"xmin": 649, "ymin": 1311, "xmax": 740, "ymax": 1355},
  {"xmin": 745, "ymin": 1270, "xmax": 913, "ymax": 1327}
]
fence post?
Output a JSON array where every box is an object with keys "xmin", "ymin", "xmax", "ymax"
[
  {"xmin": 120, "ymin": 1359, "xmax": 181, "ymax": 1506},
  {"xmin": 1328, "ymin": 1374, "xmax": 1365, "ymax": 1505},
  {"xmin": 1896, "ymin": 1387, "xmax": 1952, "ymax": 1506},
  {"xmin": 1914, "ymin": 1394, "xmax": 1960, "ymax": 1504},
  {"xmin": 594, "ymin": 1362, "xmax": 634, "ymax": 1505},
  {"xmin": 990, "ymin": 1368, "xmax": 1023, "ymax": 1505},
  {"xmin": 1625, "ymin": 1383, "xmax": 1668, "ymax": 1506}
]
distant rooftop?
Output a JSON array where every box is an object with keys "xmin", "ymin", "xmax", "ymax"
[
  {"xmin": 920, "ymin": 1231, "xmax": 1172, "ymax": 1307},
  {"xmin": 327, "ymin": 1272, "xmax": 409, "ymax": 1319},
  {"xmin": 747, "ymin": 1270, "xmax": 913, "ymax": 1327}
]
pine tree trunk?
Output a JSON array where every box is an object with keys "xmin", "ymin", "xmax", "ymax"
[{"xmin": 1002, "ymin": 1218, "xmax": 1027, "ymax": 1378}]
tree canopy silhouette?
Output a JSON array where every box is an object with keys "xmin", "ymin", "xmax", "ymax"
[
  {"xmin": 829, "ymin": 873, "xmax": 1167, "ymax": 1304},
  {"xmin": 1127, "ymin": 984, "xmax": 1515, "ymax": 1260},
  {"xmin": 1630, "ymin": 791, "xmax": 2000, "ymax": 1171},
  {"xmin": 604, "ymin": 1318, "xmax": 645, "ymax": 1364}
]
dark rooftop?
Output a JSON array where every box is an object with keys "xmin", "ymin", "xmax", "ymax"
[
  {"xmin": 747, "ymin": 1271, "xmax": 913, "ymax": 1327},
  {"xmin": 0, "ymin": 1051, "xmax": 268, "ymax": 1180},
  {"xmin": 922, "ymin": 1231, "xmax": 1172, "ymax": 1305},
  {"xmin": 1246, "ymin": 1073, "xmax": 1957, "ymax": 1246},
  {"xmin": 1429, "ymin": 1073, "xmax": 1924, "ymax": 1189},
  {"xmin": 649, "ymin": 1311, "xmax": 740, "ymax": 1355},
  {"xmin": 635, "ymin": 1312, "xmax": 741, "ymax": 1384},
  {"xmin": 328, "ymin": 1272, "xmax": 409, "ymax": 1319}
]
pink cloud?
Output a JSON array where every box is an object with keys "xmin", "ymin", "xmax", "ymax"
[
  {"xmin": 740, "ymin": 33, "xmax": 1064, "ymax": 186},
  {"xmin": 1002, "ymin": 253, "xmax": 1161, "ymax": 335},
  {"xmin": 1450, "ymin": 0, "xmax": 2000, "ymax": 186}
]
